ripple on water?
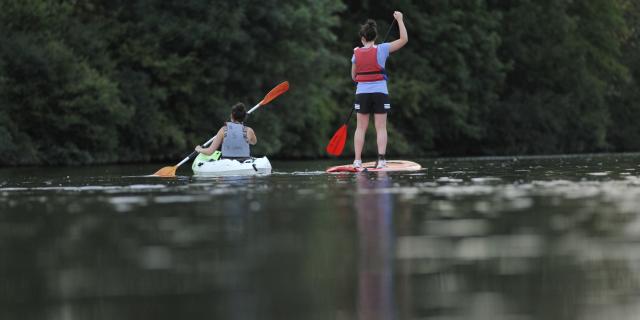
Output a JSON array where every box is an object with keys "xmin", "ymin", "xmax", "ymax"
[
  {"xmin": 108, "ymin": 196, "xmax": 148, "ymax": 212},
  {"xmin": 587, "ymin": 172, "xmax": 611, "ymax": 176},
  {"xmin": 437, "ymin": 177, "xmax": 464, "ymax": 183},
  {"xmin": 471, "ymin": 177, "xmax": 502, "ymax": 184},
  {"xmin": 431, "ymin": 185, "xmax": 495, "ymax": 197},
  {"xmin": 0, "ymin": 185, "xmax": 167, "ymax": 193},
  {"xmin": 422, "ymin": 219, "xmax": 490, "ymax": 237},
  {"xmin": 275, "ymin": 171, "xmax": 326, "ymax": 176},
  {"xmin": 152, "ymin": 195, "xmax": 212, "ymax": 204},
  {"xmin": 396, "ymin": 234, "xmax": 543, "ymax": 260}
]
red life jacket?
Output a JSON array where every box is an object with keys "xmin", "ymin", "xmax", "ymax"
[{"xmin": 354, "ymin": 46, "xmax": 386, "ymax": 82}]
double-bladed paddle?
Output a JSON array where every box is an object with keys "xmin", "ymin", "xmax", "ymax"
[{"xmin": 152, "ymin": 81, "xmax": 290, "ymax": 177}]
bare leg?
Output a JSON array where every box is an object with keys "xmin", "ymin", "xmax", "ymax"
[
  {"xmin": 354, "ymin": 113, "xmax": 370, "ymax": 161},
  {"xmin": 374, "ymin": 113, "xmax": 387, "ymax": 156}
]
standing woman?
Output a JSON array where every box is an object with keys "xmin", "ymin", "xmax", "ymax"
[{"xmin": 352, "ymin": 11, "xmax": 407, "ymax": 169}]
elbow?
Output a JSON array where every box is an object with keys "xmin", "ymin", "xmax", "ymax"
[{"xmin": 399, "ymin": 38, "xmax": 408, "ymax": 49}]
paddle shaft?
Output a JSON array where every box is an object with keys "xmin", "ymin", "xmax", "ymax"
[
  {"xmin": 343, "ymin": 108, "xmax": 355, "ymax": 125},
  {"xmin": 175, "ymin": 101, "xmax": 261, "ymax": 167},
  {"xmin": 382, "ymin": 19, "xmax": 396, "ymax": 43}
]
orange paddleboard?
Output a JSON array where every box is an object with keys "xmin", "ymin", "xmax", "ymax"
[{"xmin": 326, "ymin": 160, "xmax": 422, "ymax": 173}]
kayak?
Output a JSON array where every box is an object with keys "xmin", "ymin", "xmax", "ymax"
[
  {"xmin": 326, "ymin": 160, "xmax": 422, "ymax": 173},
  {"xmin": 192, "ymin": 153, "xmax": 272, "ymax": 176}
]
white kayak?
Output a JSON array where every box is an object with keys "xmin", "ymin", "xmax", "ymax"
[{"xmin": 192, "ymin": 153, "xmax": 272, "ymax": 176}]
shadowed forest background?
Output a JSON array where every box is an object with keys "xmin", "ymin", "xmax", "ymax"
[{"xmin": 1, "ymin": 0, "xmax": 640, "ymax": 165}]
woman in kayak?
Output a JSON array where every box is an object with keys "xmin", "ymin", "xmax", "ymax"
[
  {"xmin": 195, "ymin": 103, "xmax": 257, "ymax": 160},
  {"xmin": 352, "ymin": 11, "xmax": 407, "ymax": 169}
]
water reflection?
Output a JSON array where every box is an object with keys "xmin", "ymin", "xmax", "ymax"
[
  {"xmin": 393, "ymin": 178, "xmax": 640, "ymax": 318},
  {"xmin": 1, "ymin": 155, "xmax": 640, "ymax": 319},
  {"xmin": 355, "ymin": 173, "xmax": 395, "ymax": 320}
]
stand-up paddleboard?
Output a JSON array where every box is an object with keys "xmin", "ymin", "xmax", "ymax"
[{"xmin": 326, "ymin": 160, "xmax": 422, "ymax": 173}]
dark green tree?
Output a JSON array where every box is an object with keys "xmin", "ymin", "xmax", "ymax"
[
  {"xmin": 1, "ymin": 0, "xmax": 639, "ymax": 165},
  {"xmin": 0, "ymin": 0, "xmax": 129, "ymax": 165},
  {"xmin": 72, "ymin": 0, "xmax": 345, "ymax": 161},
  {"xmin": 486, "ymin": 0, "xmax": 628, "ymax": 154},
  {"xmin": 0, "ymin": 0, "xmax": 345, "ymax": 164},
  {"xmin": 607, "ymin": 0, "xmax": 640, "ymax": 151}
]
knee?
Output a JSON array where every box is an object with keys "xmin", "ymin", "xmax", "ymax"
[
  {"xmin": 374, "ymin": 117, "xmax": 387, "ymax": 130},
  {"xmin": 374, "ymin": 123, "xmax": 387, "ymax": 131}
]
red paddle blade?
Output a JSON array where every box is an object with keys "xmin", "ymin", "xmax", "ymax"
[
  {"xmin": 259, "ymin": 81, "xmax": 289, "ymax": 105},
  {"xmin": 326, "ymin": 125, "xmax": 348, "ymax": 156}
]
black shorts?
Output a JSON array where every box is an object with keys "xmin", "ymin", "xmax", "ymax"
[{"xmin": 354, "ymin": 93, "xmax": 391, "ymax": 114}]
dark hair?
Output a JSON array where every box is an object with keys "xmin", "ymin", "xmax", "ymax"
[
  {"xmin": 359, "ymin": 19, "xmax": 377, "ymax": 42},
  {"xmin": 231, "ymin": 102, "xmax": 246, "ymax": 122}
]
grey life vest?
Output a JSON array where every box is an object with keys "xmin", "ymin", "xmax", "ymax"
[{"xmin": 221, "ymin": 122, "xmax": 250, "ymax": 158}]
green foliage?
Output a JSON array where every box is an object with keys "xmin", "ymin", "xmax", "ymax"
[
  {"xmin": 0, "ymin": 0, "xmax": 129, "ymax": 165},
  {"xmin": 607, "ymin": 0, "xmax": 640, "ymax": 151},
  {"xmin": 486, "ymin": 0, "xmax": 628, "ymax": 154},
  {"xmin": 393, "ymin": 1, "xmax": 507, "ymax": 155},
  {"xmin": 0, "ymin": 0, "xmax": 639, "ymax": 165},
  {"xmin": 0, "ymin": 0, "xmax": 345, "ymax": 164}
]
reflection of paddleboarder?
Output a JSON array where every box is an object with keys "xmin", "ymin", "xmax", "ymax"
[
  {"xmin": 352, "ymin": 11, "xmax": 408, "ymax": 169},
  {"xmin": 355, "ymin": 173, "xmax": 395, "ymax": 320}
]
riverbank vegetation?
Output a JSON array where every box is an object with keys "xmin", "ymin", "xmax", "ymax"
[{"xmin": 1, "ymin": 0, "xmax": 639, "ymax": 165}]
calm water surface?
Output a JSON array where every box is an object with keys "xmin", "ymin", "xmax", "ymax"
[{"xmin": 2, "ymin": 154, "xmax": 640, "ymax": 320}]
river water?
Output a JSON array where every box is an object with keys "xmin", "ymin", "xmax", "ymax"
[{"xmin": 1, "ymin": 154, "xmax": 640, "ymax": 320}]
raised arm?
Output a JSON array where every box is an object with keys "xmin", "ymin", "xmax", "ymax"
[{"xmin": 389, "ymin": 11, "xmax": 407, "ymax": 53}]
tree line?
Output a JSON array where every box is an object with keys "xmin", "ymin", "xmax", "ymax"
[{"xmin": 1, "ymin": 0, "xmax": 639, "ymax": 165}]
